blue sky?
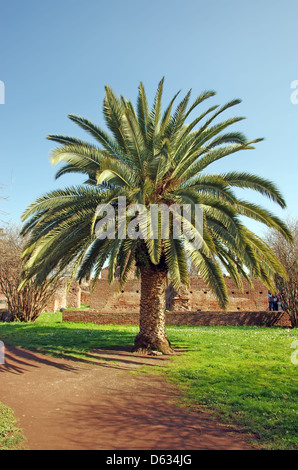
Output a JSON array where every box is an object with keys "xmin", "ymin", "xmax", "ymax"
[{"xmin": 0, "ymin": 0, "xmax": 297, "ymax": 238}]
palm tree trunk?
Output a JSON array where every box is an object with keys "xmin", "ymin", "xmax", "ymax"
[{"xmin": 133, "ymin": 264, "xmax": 174, "ymax": 355}]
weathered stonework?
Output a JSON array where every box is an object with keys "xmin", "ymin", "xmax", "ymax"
[
  {"xmin": 62, "ymin": 309, "xmax": 291, "ymax": 327},
  {"xmin": 2, "ymin": 266, "xmax": 284, "ymax": 326},
  {"xmin": 45, "ymin": 279, "xmax": 81, "ymax": 312},
  {"xmin": 62, "ymin": 269, "xmax": 283, "ymax": 327},
  {"xmin": 87, "ymin": 269, "xmax": 268, "ymax": 314}
]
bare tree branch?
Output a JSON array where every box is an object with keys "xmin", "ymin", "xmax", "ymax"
[
  {"xmin": 0, "ymin": 225, "xmax": 60, "ymax": 322},
  {"xmin": 265, "ymin": 219, "xmax": 298, "ymax": 327}
]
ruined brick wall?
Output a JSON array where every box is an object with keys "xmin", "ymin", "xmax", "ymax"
[
  {"xmin": 0, "ymin": 267, "xmax": 270, "ymax": 316},
  {"xmin": 45, "ymin": 278, "xmax": 68, "ymax": 312},
  {"xmin": 87, "ymin": 267, "xmax": 140, "ymax": 312},
  {"xmin": 66, "ymin": 281, "xmax": 81, "ymax": 308},
  {"xmin": 63, "ymin": 309, "xmax": 291, "ymax": 327},
  {"xmin": 81, "ymin": 289, "xmax": 90, "ymax": 306},
  {"xmin": 88, "ymin": 273, "xmax": 268, "ymax": 314},
  {"xmin": 61, "ymin": 270, "xmax": 290, "ymax": 327},
  {"xmin": 63, "ymin": 310, "xmax": 140, "ymax": 325},
  {"xmin": 89, "ymin": 278, "xmax": 141, "ymax": 313},
  {"xmin": 171, "ymin": 277, "xmax": 268, "ymax": 312},
  {"xmin": 45, "ymin": 279, "xmax": 80, "ymax": 312}
]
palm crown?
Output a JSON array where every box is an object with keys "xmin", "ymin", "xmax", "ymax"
[{"xmin": 21, "ymin": 78, "xmax": 290, "ymax": 351}]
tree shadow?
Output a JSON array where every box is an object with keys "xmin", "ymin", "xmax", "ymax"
[
  {"xmin": 0, "ymin": 346, "xmax": 79, "ymax": 375},
  {"xmin": 0, "ymin": 343, "xmax": 177, "ymax": 375},
  {"xmin": 0, "ymin": 322, "xmax": 187, "ymax": 375},
  {"xmin": 46, "ymin": 377, "xmax": 255, "ymax": 450}
]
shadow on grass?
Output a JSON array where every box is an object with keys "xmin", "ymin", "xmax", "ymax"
[
  {"xmin": 0, "ymin": 320, "xmax": 182, "ymax": 374},
  {"xmin": 0, "ymin": 322, "xmax": 136, "ymax": 349},
  {"xmin": 0, "ymin": 346, "xmax": 79, "ymax": 375},
  {"xmin": 0, "ymin": 343, "xmax": 178, "ymax": 376}
]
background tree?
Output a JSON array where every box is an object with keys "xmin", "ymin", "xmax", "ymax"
[
  {"xmin": 0, "ymin": 226, "xmax": 59, "ymax": 322},
  {"xmin": 265, "ymin": 219, "xmax": 298, "ymax": 327},
  {"xmin": 21, "ymin": 79, "xmax": 291, "ymax": 352}
]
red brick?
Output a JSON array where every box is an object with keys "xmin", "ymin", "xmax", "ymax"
[{"xmin": 63, "ymin": 309, "xmax": 291, "ymax": 327}]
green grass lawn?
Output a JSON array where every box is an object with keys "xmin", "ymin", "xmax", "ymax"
[
  {"xmin": 0, "ymin": 312, "xmax": 297, "ymax": 450},
  {"xmin": 0, "ymin": 403, "xmax": 25, "ymax": 450}
]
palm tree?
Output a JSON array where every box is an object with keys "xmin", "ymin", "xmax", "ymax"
[{"xmin": 21, "ymin": 78, "xmax": 291, "ymax": 354}]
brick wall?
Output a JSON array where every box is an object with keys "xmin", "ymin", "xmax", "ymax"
[
  {"xmin": 66, "ymin": 281, "xmax": 81, "ymax": 308},
  {"xmin": 62, "ymin": 309, "xmax": 291, "ymax": 327},
  {"xmin": 183, "ymin": 277, "xmax": 268, "ymax": 312},
  {"xmin": 45, "ymin": 278, "xmax": 68, "ymax": 312},
  {"xmin": 88, "ymin": 274, "xmax": 268, "ymax": 314},
  {"xmin": 89, "ymin": 279, "xmax": 141, "ymax": 313},
  {"xmin": 81, "ymin": 290, "xmax": 90, "ymax": 306},
  {"xmin": 45, "ymin": 279, "xmax": 81, "ymax": 312},
  {"xmin": 63, "ymin": 310, "xmax": 140, "ymax": 325}
]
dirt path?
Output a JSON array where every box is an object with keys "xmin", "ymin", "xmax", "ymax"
[{"xmin": 0, "ymin": 345, "xmax": 256, "ymax": 450}]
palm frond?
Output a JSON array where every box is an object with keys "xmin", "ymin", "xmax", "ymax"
[
  {"xmin": 164, "ymin": 237, "xmax": 189, "ymax": 290},
  {"xmin": 187, "ymin": 247, "xmax": 228, "ymax": 310},
  {"xmin": 221, "ymin": 172, "xmax": 286, "ymax": 208},
  {"xmin": 236, "ymin": 200, "xmax": 292, "ymax": 240},
  {"xmin": 21, "ymin": 78, "xmax": 290, "ymax": 310},
  {"xmin": 137, "ymin": 82, "xmax": 150, "ymax": 138}
]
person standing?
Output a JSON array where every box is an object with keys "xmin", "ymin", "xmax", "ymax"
[
  {"xmin": 268, "ymin": 292, "xmax": 274, "ymax": 311},
  {"xmin": 273, "ymin": 294, "xmax": 279, "ymax": 311}
]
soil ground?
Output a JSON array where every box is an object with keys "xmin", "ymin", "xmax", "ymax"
[{"xmin": 0, "ymin": 345, "xmax": 256, "ymax": 450}]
